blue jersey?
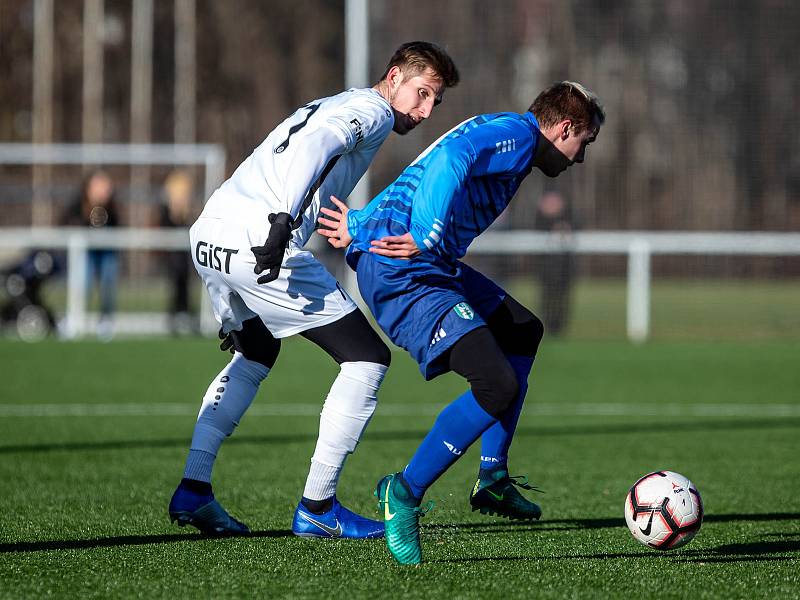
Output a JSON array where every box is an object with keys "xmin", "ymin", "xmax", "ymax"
[{"xmin": 346, "ymin": 111, "xmax": 540, "ymax": 268}]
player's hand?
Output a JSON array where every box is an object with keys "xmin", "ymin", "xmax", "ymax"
[
  {"xmin": 369, "ymin": 233, "xmax": 421, "ymax": 259},
  {"xmin": 317, "ymin": 195, "xmax": 352, "ymax": 249},
  {"xmin": 218, "ymin": 327, "xmax": 234, "ymax": 354},
  {"xmin": 251, "ymin": 212, "xmax": 293, "ymax": 284}
]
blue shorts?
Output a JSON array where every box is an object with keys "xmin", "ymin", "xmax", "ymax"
[{"xmin": 354, "ymin": 252, "xmax": 506, "ymax": 380}]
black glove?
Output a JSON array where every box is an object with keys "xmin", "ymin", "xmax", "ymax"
[
  {"xmin": 251, "ymin": 212, "xmax": 293, "ymax": 284},
  {"xmin": 218, "ymin": 327, "xmax": 234, "ymax": 354}
]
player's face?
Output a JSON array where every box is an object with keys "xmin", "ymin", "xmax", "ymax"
[{"xmin": 386, "ymin": 66, "xmax": 445, "ymax": 135}]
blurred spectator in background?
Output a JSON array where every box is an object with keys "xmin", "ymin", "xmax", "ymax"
[
  {"xmin": 159, "ymin": 170, "xmax": 196, "ymax": 334},
  {"xmin": 62, "ymin": 170, "xmax": 120, "ymax": 340},
  {"xmin": 534, "ymin": 190, "xmax": 577, "ymax": 337}
]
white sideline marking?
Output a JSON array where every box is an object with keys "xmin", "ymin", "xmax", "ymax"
[{"xmin": 0, "ymin": 402, "xmax": 799, "ymax": 418}]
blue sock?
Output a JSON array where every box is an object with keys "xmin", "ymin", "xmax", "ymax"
[
  {"xmin": 479, "ymin": 355, "xmax": 534, "ymax": 470},
  {"xmin": 402, "ymin": 390, "xmax": 497, "ymax": 499}
]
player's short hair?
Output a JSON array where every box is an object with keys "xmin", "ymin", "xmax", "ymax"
[
  {"xmin": 530, "ymin": 81, "xmax": 605, "ymax": 133},
  {"xmin": 380, "ymin": 41, "xmax": 460, "ymax": 88}
]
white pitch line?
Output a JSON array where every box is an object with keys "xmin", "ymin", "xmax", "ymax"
[{"xmin": 0, "ymin": 402, "xmax": 799, "ymax": 418}]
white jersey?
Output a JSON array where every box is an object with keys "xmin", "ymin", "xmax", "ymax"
[
  {"xmin": 201, "ymin": 87, "xmax": 394, "ymax": 249},
  {"xmin": 192, "ymin": 87, "xmax": 394, "ymax": 338}
]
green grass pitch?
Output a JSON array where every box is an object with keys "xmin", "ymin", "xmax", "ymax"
[{"xmin": 1, "ymin": 338, "xmax": 798, "ymax": 598}]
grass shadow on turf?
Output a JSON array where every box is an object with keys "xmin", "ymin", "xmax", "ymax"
[
  {"xmin": 431, "ymin": 537, "xmax": 800, "ymax": 565},
  {"xmin": 0, "ymin": 529, "xmax": 294, "ymax": 553},
  {"xmin": 426, "ymin": 512, "xmax": 800, "ymax": 533},
  {"xmin": 677, "ymin": 536, "xmax": 800, "ymax": 564},
  {"xmin": 3, "ymin": 417, "xmax": 800, "ymax": 455},
  {"xmin": 4, "ymin": 521, "xmax": 797, "ymax": 558}
]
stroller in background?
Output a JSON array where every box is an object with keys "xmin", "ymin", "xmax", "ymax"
[{"xmin": 0, "ymin": 250, "xmax": 60, "ymax": 341}]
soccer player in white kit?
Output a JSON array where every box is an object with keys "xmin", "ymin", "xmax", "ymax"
[{"xmin": 168, "ymin": 42, "xmax": 459, "ymax": 538}]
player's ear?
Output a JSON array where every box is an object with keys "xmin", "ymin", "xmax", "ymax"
[
  {"xmin": 560, "ymin": 120, "xmax": 572, "ymax": 140},
  {"xmin": 386, "ymin": 65, "xmax": 403, "ymax": 89}
]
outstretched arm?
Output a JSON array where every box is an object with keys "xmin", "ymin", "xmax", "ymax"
[{"xmin": 318, "ymin": 197, "xmax": 422, "ymax": 258}]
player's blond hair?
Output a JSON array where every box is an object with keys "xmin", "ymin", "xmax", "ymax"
[
  {"xmin": 530, "ymin": 81, "xmax": 605, "ymax": 133},
  {"xmin": 380, "ymin": 41, "xmax": 460, "ymax": 88}
]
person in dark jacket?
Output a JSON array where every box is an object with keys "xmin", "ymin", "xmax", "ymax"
[
  {"xmin": 158, "ymin": 170, "xmax": 196, "ymax": 334},
  {"xmin": 62, "ymin": 170, "xmax": 120, "ymax": 339}
]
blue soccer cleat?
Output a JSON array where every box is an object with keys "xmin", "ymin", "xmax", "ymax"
[
  {"xmin": 168, "ymin": 486, "xmax": 250, "ymax": 536},
  {"xmin": 292, "ymin": 497, "xmax": 384, "ymax": 539}
]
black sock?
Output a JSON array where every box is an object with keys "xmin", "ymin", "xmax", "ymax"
[
  {"xmin": 301, "ymin": 496, "xmax": 334, "ymax": 515},
  {"xmin": 478, "ymin": 464, "xmax": 508, "ymax": 484},
  {"xmin": 180, "ymin": 478, "xmax": 212, "ymax": 496}
]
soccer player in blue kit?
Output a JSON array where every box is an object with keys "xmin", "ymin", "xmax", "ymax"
[{"xmin": 318, "ymin": 81, "xmax": 604, "ymax": 564}]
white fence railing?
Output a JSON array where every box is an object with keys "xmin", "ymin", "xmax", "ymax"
[
  {"xmin": 0, "ymin": 227, "xmax": 203, "ymax": 338},
  {"xmin": 470, "ymin": 231, "xmax": 800, "ymax": 343},
  {"xmin": 1, "ymin": 228, "xmax": 799, "ymax": 341}
]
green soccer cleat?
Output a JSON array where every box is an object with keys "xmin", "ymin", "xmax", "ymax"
[
  {"xmin": 470, "ymin": 469, "xmax": 543, "ymax": 521},
  {"xmin": 375, "ymin": 473, "xmax": 432, "ymax": 565}
]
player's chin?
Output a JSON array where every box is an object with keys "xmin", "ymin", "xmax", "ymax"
[{"xmin": 393, "ymin": 116, "xmax": 418, "ymax": 135}]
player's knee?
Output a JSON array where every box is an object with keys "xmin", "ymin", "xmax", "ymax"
[
  {"xmin": 235, "ymin": 339, "xmax": 280, "ymax": 368},
  {"xmin": 342, "ymin": 338, "xmax": 391, "ymax": 366},
  {"xmin": 506, "ymin": 311, "xmax": 544, "ymax": 357},
  {"xmin": 373, "ymin": 342, "xmax": 392, "ymax": 367},
  {"xmin": 519, "ymin": 312, "xmax": 545, "ymax": 356},
  {"xmin": 230, "ymin": 317, "xmax": 281, "ymax": 368},
  {"xmin": 502, "ymin": 305, "xmax": 544, "ymax": 357},
  {"xmin": 227, "ymin": 352, "xmax": 270, "ymax": 386},
  {"xmin": 472, "ymin": 362, "xmax": 520, "ymax": 418},
  {"xmin": 301, "ymin": 310, "xmax": 392, "ymax": 366},
  {"xmin": 492, "ymin": 365, "xmax": 521, "ymax": 414},
  {"xmin": 335, "ymin": 361, "xmax": 388, "ymax": 417},
  {"xmin": 489, "ymin": 298, "xmax": 545, "ymax": 358}
]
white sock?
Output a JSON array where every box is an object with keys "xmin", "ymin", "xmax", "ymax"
[
  {"xmin": 182, "ymin": 352, "xmax": 269, "ymax": 483},
  {"xmin": 303, "ymin": 361, "xmax": 388, "ymax": 501}
]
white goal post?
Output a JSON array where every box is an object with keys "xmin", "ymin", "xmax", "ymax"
[
  {"xmin": 0, "ymin": 143, "xmax": 226, "ymax": 202},
  {"xmin": 0, "ymin": 142, "xmax": 226, "ymax": 337}
]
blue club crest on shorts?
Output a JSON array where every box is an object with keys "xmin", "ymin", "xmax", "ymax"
[{"xmin": 453, "ymin": 302, "xmax": 475, "ymax": 320}]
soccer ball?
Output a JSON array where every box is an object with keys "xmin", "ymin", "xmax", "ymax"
[{"xmin": 624, "ymin": 471, "xmax": 703, "ymax": 550}]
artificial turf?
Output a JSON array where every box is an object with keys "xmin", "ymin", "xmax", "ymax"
[{"xmin": 1, "ymin": 338, "xmax": 798, "ymax": 598}]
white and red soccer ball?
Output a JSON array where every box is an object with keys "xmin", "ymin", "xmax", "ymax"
[{"xmin": 624, "ymin": 471, "xmax": 703, "ymax": 550}]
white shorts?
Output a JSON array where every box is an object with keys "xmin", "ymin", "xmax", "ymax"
[{"xmin": 190, "ymin": 216, "xmax": 357, "ymax": 338}]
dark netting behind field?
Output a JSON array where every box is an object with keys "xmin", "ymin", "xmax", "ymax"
[
  {"xmin": 367, "ymin": 0, "xmax": 800, "ymax": 233},
  {"xmin": 0, "ymin": 0, "xmax": 797, "ymax": 340}
]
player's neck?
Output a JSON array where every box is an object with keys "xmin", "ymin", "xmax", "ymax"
[
  {"xmin": 374, "ymin": 80, "xmax": 393, "ymax": 104},
  {"xmin": 532, "ymin": 126, "xmax": 560, "ymax": 169}
]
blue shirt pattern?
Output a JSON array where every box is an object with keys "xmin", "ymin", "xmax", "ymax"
[{"xmin": 346, "ymin": 111, "xmax": 540, "ymax": 266}]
